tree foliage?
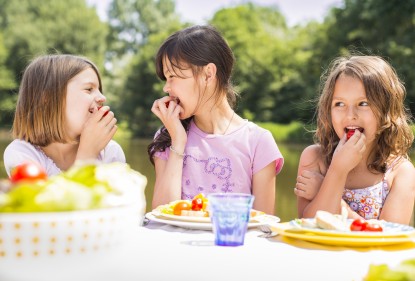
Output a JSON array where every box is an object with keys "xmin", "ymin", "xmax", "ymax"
[
  {"xmin": 311, "ymin": 0, "xmax": 415, "ymax": 112},
  {"xmin": 1, "ymin": 0, "xmax": 414, "ymax": 139},
  {"xmin": 0, "ymin": 0, "xmax": 108, "ymax": 127}
]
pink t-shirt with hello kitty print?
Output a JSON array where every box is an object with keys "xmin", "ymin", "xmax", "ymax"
[{"xmin": 154, "ymin": 119, "xmax": 284, "ymax": 200}]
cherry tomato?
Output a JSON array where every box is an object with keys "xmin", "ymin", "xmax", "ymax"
[
  {"xmin": 365, "ymin": 223, "xmax": 383, "ymax": 232},
  {"xmin": 98, "ymin": 106, "xmax": 109, "ymax": 117},
  {"xmin": 10, "ymin": 162, "xmax": 47, "ymax": 183},
  {"xmin": 350, "ymin": 218, "xmax": 368, "ymax": 231},
  {"xmin": 191, "ymin": 198, "xmax": 203, "ymax": 211},
  {"xmin": 173, "ymin": 201, "xmax": 191, "ymax": 216},
  {"xmin": 193, "ymin": 193, "xmax": 208, "ymax": 210}
]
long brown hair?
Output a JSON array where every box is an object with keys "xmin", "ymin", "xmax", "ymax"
[
  {"xmin": 148, "ymin": 25, "xmax": 238, "ymax": 165},
  {"xmin": 316, "ymin": 55, "xmax": 413, "ymax": 173},
  {"xmin": 12, "ymin": 54, "xmax": 102, "ymax": 146}
]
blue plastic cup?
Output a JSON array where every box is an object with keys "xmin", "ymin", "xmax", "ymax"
[{"xmin": 208, "ymin": 193, "xmax": 254, "ymax": 246}]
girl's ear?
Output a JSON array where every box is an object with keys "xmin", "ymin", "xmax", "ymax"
[{"xmin": 203, "ymin": 63, "xmax": 217, "ymax": 84}]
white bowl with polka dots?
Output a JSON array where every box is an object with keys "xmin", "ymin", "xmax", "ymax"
[
  {"xmin": 0, "ymin": 163, "xmax": 147, "ymax": 281},
  {"xmin": 0, "ymin": 201, "xmax": 145, "ymax": 281}
]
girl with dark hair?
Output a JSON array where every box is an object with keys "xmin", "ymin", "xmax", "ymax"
[{"xmin": 149, "ymin": 25, "xmax": 283, "ymax": 214}]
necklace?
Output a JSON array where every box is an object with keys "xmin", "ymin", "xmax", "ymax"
[{"xmin": 223, "ymin": 111, "xmax": 235, "ymax": 135}]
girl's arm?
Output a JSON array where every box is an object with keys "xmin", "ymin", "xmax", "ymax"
[
  {"xmin": 378, "ymin": 160, "xmax": 415, "ymax": 224},
  {"xmin": 252, "ymin": 161, "xmax": 277, "ymax": 215},
  {"xmin": 151, "ymin": 97, "xmax": 187, "ymax": 208},
  {"xmin": 299, "ymin": 131, "xmax": 366, "ymax": 217},
  {"xmin": 296, "ymin": 145, "xmax": 323, "ymax": 217},
  {"xmin": 152, "ymin": 151, "xmax": 184, "ymax": 208}
]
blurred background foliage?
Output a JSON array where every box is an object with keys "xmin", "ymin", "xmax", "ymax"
[{"xmin": 0, "ymin": 0, "xmax": 414, "ymax": 142}]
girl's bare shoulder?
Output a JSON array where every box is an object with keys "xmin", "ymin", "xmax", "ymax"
[
  {"xmin": 392, "ymin": 158, "xmax": 415, "ymax": 176},
  {"xmin": 300, "ymin": 144, "xmax": 323, "ymax": 159},
  {"xmin": 299, "ymin": 144, "xmax": 324, "ymax": 170}
]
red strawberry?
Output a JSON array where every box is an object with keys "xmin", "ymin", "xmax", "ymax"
[
  {"xmin": 346, "ymin": 129, "xmax": 356, "ymax": 140},
  {"xmin": 98, "ymin": 106, "xmax": 109, "ymax": 117}
]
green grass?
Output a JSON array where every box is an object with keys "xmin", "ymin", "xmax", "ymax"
[{"xmin": 257, "ymin": 121, "xmax": 314, "ymax": 143}]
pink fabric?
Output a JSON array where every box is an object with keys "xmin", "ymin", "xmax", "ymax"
[
  {"xmin": 154, "ymin": 120, "xmax": 284, "ymax": 200},
  {"xmin": 3, "ymin": 139, "xmax": 126, "ymax": 177}
]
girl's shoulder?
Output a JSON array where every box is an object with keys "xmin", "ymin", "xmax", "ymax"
[
  {"xmin": 390, "ymin": 157, "xmax": 415, "ymax": 175},
  {"xmin": 299, "ymin": 144, "xmax": 325, "ymax": 172},
  {"xmin": 301, "ymin": 144, "xmax": 323, "ymax": 158}
]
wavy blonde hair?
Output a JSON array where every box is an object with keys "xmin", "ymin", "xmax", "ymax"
[{"xmin": 316, "ymin": 55, "xmax": 414, "ymax": 173}]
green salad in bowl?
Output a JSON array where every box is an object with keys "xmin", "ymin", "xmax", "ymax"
[{"xmin": 0, "ymin": 161, "xmax": 146, "ymax": 212}]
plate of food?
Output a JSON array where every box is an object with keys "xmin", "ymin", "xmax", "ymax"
[
  {"xmin": 272, "ymin": 210, "xmax": 415, "ymax": 246},
  {"xmin": 146, "ymin": 194, "xmax": 280, "ymax": 230}
]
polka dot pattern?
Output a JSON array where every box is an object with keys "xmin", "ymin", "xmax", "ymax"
[{"xmin": 0, "ymin": 204, "xmax": 143, "ymax": 259}]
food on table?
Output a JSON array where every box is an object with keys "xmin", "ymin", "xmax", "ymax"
[
  {"xmin": 346, "ymin": 127, "xmax": 364, "ymax": 140},
  {"xmin": 350, "ymin": 218, "xmax": 368, "ymax": 231},
  {"xmin": 0, "ymin": 162, "xmax": 146, "ymax": 212},
  {"xmin": 173, "ymin": 200, "xmax": 192, "ymax": 216},
  {"xmin": 364, "ymin": 258, "xmax": 415, "ymax": 281},
  {"xmin": 156, "ymin": 193, "xmax": 265, "ymax": 218},
  {"xmin": 350, "ymin": 218, "xmax": 383, "ymax": 232},
  {"xmin": 10, "ymin": 162, "xmax": 47, "ymax": 183},
  {"xmin": 295, "ymin": 210, "xmax": 384, "ymax": 232},
  {"xmin": 315, "ymin": 210, "xmax": 348, "ymax": 231}
]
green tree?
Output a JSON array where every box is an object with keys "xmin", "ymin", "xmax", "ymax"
[
  {"xmin": 107, "ymin": 0, "xmax": 179, "ymax": 56},
  {"xmin": 0, "ymin": 31, "xmax": 16, "ymax": 127},
  {"xmin": 210, "ymin": 4, "xmax": 314, "ymax": 123},
  {"xmin": 106, "ymin": 0, "xmax": 182, "ymax": 137},
  {"xmin": 0, "ymin": 0, "xmax": 108, "ymax": 127},
  {"xmin": 312, "ymin": 0, "xmax": 415, "ymax": 113}
]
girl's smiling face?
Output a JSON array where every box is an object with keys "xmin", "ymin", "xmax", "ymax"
[
  {"xmin": 331, "ymin": 74, "xmax": 378, "ymax": 144},
  {"xmin": 162, "ymin": 57, "xmax": 205, "ymax": 119},
  {"xmin": 65, "ymin": 67, "xmax": 105, "ymax": 139}
]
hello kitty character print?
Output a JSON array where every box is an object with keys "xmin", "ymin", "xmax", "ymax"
[{"xmin": 154, "ymin": 119, "xmax": 284, "ymax": 200}]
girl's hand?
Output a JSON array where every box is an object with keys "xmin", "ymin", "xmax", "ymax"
[
  {"xmin": 295, "ymin": 170, "xmax": 324, "ymax": 200},
  {"xmin": 151, "ymin": 96, "xmax": 187, "ymax": 148},
  {"xmin": 332, "ymin": 130, "xmax": 366, "ymax": 172},
  {"xmin": 77, "ymin": 106, "xmax": 117, "ymax": 160}
]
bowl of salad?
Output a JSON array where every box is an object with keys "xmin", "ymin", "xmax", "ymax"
[{"xmin": 0, "ymin": 161, "xmax": 147, "ymax": 281}]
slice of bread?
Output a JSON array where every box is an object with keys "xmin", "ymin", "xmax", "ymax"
[
  {"xmin": 181, "ymin": 210, "xmax": 209, "ymax": 217},
  {"xmin": 315, "ymin": 210, "xmax": 348, "ymax": 231}
]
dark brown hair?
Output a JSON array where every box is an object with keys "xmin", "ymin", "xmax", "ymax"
[
  {"xmin": 316, "ymin": 55, "xmax": 413, "ymax": 172},
  {"xmin": 12, "ymin": 54, "xmax": 102, "ymax": 146},
  {"xmin": 148, "ymin": 25, "xmax": 237, "ymax": 164}
]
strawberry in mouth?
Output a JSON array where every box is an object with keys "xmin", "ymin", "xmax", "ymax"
[
  {"xmin": 346, "ymin": 127, "xmax": 364, "ymax": 140},
  {"xmin": 165, "ymin": 97, "xmax": 180, "ymax": 108},
  {"xmin": 98, "ymin": 106, "xmax": 109, "ymax": 117}
]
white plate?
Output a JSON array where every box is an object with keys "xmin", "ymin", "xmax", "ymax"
[
  {"xmin": 145, "ymin": 212, "xmax": 280, "ymax": 230},
  {"xmin": 288, "ymin": 219, "xmax": 415, "ymax": 238}
]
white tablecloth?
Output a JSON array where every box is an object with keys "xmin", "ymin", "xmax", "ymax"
[{"xmin": 2, "ymin": 220, "xmax": 415, "ymax": 281}]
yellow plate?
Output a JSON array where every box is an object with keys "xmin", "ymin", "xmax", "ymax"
[
  {"xmin": 287, "ymin": 220, "xmax": 415, "ymax": 238},
  {"xmin": 273, "ymin": 223, "xmax": 415, "ymax": 246}
]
